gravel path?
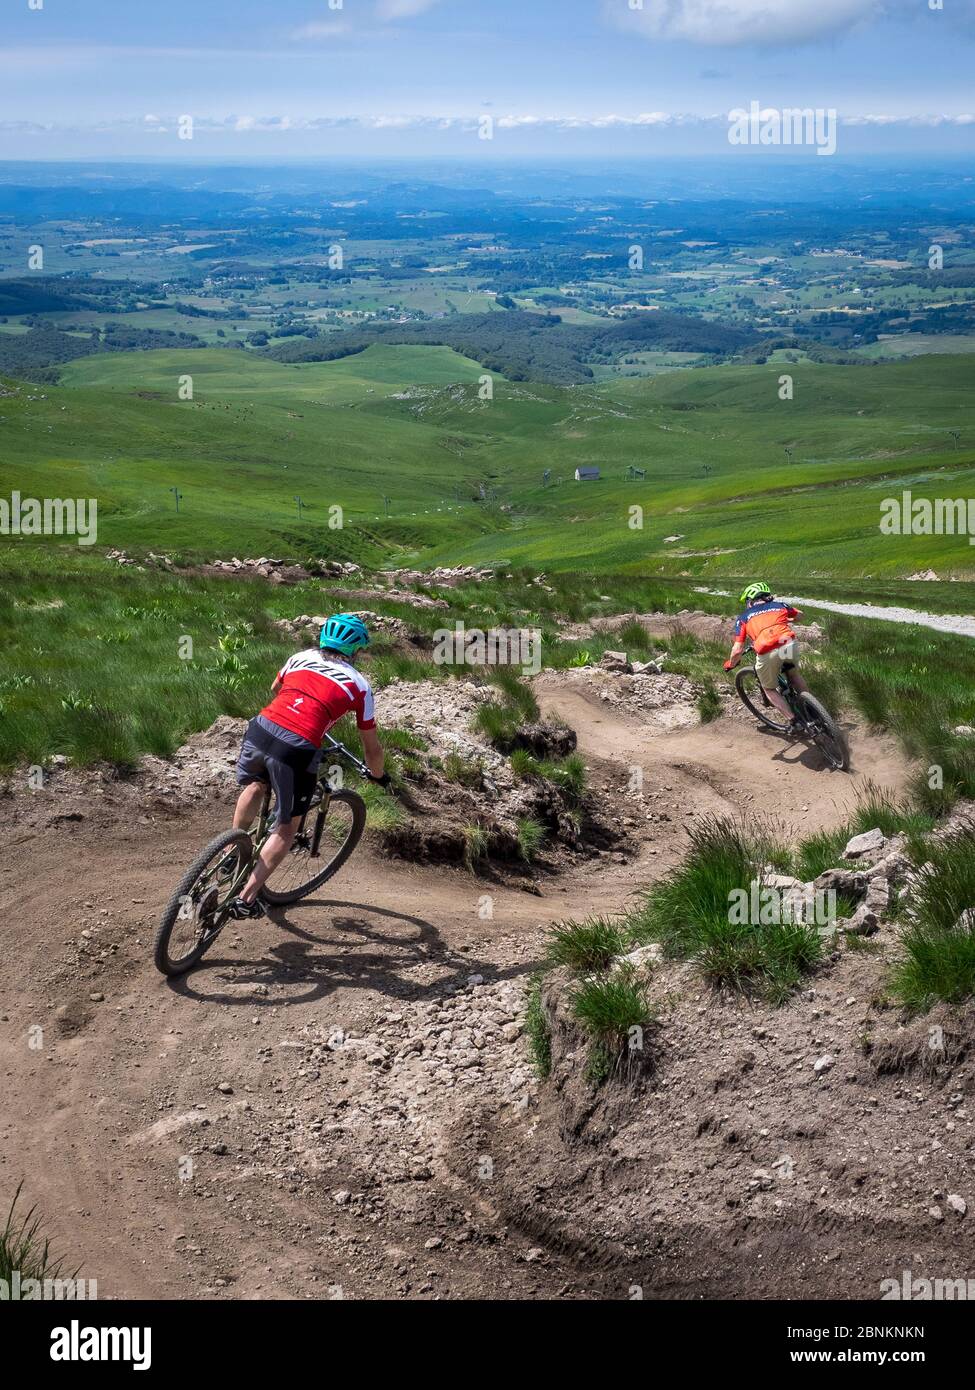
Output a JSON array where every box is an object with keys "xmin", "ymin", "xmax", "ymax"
[
  {"xmin": 697, "ymin": 586, "xmax": 975, "ymax": 639},
  {"xmin": 780, "ymin": 594, "xmax": 975, "ymax": 639}
]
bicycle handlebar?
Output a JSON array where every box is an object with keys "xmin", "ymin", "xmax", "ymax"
[{"xmin": 321, "ymin": 733, "xmax": 373, "ymax": 781}]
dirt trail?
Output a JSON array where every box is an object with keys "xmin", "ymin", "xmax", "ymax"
[
  {"xmin": 536, "ymin": 670, "xmax": 909, "ymax": 837},
  {"xmin": 0, "ymin": 691, "xmax": 913, "ymax": 1300}
]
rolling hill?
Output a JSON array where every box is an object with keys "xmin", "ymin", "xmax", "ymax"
[{"xmin": 1, "ymin": 344, "xmax": 973, "ymax": 580}]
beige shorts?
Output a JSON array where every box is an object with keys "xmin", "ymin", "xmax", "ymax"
[{"xmin": 755, "ymin": 640, "xmax": 799, "ymax": 690}]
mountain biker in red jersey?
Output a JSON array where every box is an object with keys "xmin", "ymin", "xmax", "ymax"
[
  {"xmin": 723, "ymin": 582, "xmax": 810, "ymax": 727},
  {"xmin": 227, "ymin": 613, "xmax": 388, "ymax": 920}
]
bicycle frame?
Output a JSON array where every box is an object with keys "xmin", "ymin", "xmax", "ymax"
[
  {"xmin": 248, "ymin": 733, "xmax": 369, "ymax": 864},
  {"xmin": 776, "ymin": 671, "xmax": 804, "ymax": 719},
  {"xmin": 742, "ymin": 645, "xmax": 803, "ymax": 718}
]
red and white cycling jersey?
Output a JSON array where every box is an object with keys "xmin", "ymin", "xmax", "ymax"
[{"xmin": 261, "ymin": 649, "xmax": 376, "ymax": 746}]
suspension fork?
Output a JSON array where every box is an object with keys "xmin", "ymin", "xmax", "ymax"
[{"xmin": 308, "ymin": 798, "xmax": 328, "ymax": 856}]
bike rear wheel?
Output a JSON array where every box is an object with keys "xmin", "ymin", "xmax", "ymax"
[
  {"xmin": 735, "ymin": 667, "xmax": 793, "ymax": 732},
  {"xmin": 260, "ymin": 788, "xmax": 367, "ymax": 905},
  {"xmin": 798, "ymin": 692, "xmax": 849, "ymax": 771},
  {"xmin": 153, "ymin": 829, "xmax": 253, "ymax": 977}
]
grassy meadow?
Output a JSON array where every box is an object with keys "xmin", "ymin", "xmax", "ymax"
[{"xmin": 0, "ymin": 344, "xmax": 973, "ymax": 579}]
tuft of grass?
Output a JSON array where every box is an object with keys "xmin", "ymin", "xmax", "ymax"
[
  {"xmin": 360, "ymin": 781, "xmax": 405, "ymax": 832},
  {"xmin": 1, "ymin": 1182, "xmax": 78, "ymax": 1286},
  {"xmin": 524, "ymin": 974, "xmax": 552, "ymax": 1079},
  {"xmin": 696, "ymin": 676, "xmax": 722, "ymax": 724},
  {"xmin": 510, "ymin": 748, "xmax": 587, "ymax": 803},
  {"xmin": 548, "ymin": 751, "xmax": 587, "ymax": 802},
  {"xmin": 847, "ymin": 781, "xmax": 935, "ymax": 839},
  {"xmin": 790, "ymin": 783, "xmax": 936, "ymax": 880},
  {"xmin": 488, "ymin": 668, "xmax": 539, "ymax": 721},
  {"xmin": 907, "ymin": 763, "xmax": 960, "ymax": 818},
  {"xmin": 473, "ymin": 699, "xmax": 519, "ymax": 749},
  {"xmin": 442, "ymin": 751, "xmax": 484, "ymax": 789},
  {"xmin": 547, "ymin": 916, "xmax": 627, "ymax": 974},
  {"xmin": 515, "ymin": 814, "xmax": 547, "ymax": 863},
  {"xmin": 890, "ymin": 826, "xmax": 975, "ymax": 1012},
  {"xmin": 792, "ymin": 826, "xmax": 849, "ymax": 881},
  {"xmin": 508, "ymin": 747, "xmax": 538, "ymax": 780},
  {"xmin": 617, "ymin": 618, "xmax": 652, "ymax": 655},
  {"xmin": 462, "ymin": 823, "xmax": 489, "ymax": 870},
  {"xmin": 844, "ymin": 668, "xmax": 891, "ymax": 729},
  {"xmin": 570, "ymin": 964, "xmax": 654, "ymax": 1083},
  {"xmin": 630, "ymin": 814, "xmax": 822, "ymax": 1001}
]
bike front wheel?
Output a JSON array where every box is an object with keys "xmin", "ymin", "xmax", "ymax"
[
  {"xmin": 260, "ymin": 788, "xmax": 367, "ymax": 905},
  {"xmin": 153, "ymin": 828, "xmax": 253, "ymax": 977},
  {"xmin": 734, "ymin": 667, "xmax": 793, "ymax": 732}
]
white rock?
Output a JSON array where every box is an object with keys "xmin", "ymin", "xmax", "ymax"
[
  {"xmin": 842, "ymin": 827, "xmax": 886, "ymax": 860},
  {"xmin": 813, "ymin": 1054, "xmax": 835, "ymax": 1074}
]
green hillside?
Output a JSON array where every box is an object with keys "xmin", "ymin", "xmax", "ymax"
[
  {"xmin": 2, "ymin": 345, "xmax": 974, "ymax": 580},
  {"xmin": 2, "ymin": 346, "xmax": 501, "ymax": 560}
]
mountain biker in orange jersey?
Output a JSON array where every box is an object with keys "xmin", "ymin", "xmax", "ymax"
[
  {"xmin": 227, "ymin": 613, "xmax": 388, "ymax": 921},
  {"xmin": 723, "ymin": 583, "xmax": 810, "ymax": 726}
]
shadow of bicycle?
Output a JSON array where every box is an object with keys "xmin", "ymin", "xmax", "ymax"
[{"xmin": 168, "ymin": 893, "xmax": 535, "ymax": 1008}]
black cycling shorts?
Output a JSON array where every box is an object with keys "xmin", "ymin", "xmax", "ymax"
[{"xmin": 235, "ymin": 717, "xmax": 322, "ymax": 825}]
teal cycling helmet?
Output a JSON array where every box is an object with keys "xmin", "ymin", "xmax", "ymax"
[
  {"xmin": 319, "ymin": 613, "xmax": 370, "ymax": 658},
  {"xmin": 739, "ymin": 581, "xmax": 772, "ymax": 605}
]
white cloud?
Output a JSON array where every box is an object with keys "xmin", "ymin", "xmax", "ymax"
[
  {"xmin": 5, "ymin": 110, "xmax": 975, "ymax": 137},
  {"xmin": 612, "ymin": 0, "xmax": 888, "ymax": 47},
  {"xmin": 376, "ymin": 0, "xmax": 443, "ymax": 18}
]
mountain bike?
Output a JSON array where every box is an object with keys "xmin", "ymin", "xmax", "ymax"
[
  {"xmin": 733, "ymin": 648, "xmax": 849, "ymax": 772},
  {"xmin": 153, "ymin": 734, "xmax": 372, "ymax": 977}
]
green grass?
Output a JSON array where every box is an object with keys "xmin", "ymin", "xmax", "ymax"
[
  {"xmin": 5, "ymin": 347, "xmax": 975, "ymax": 581},
  {"xmin": 515, "ymin": 815, "xmax": 547, "ymax": 863},
  {"xmin": 1, "ymin": 1182, "xmax": 77, "ymax": 1288},
  {"xmin": 462, "ymin": 823, "xmax": 489, "ymax": 870},
  {"xmin": 442, "ymin": 751, "xmax": 484, "ymax": 789},
  {"xmin": 524, "ymin": 974, "xmax": 552, "ymax": 1079},
  {"xmin": 510, "ymin": 748, "xmax": 587, "ymax": 802},
  {"xmin": 630, "ymin": 815, "xmax": 823, "ymax": 1001},
  {"xmin": 472, "ymin": 669, "xmax": 540, "ymax": 751},
  {"xmin": 616, "ymin": 618, "xmax": 654, "ymax": 656},
  {"xmin": 821, "ymin": 615, "xmax": 975, "ymax": 803},
  {"xmin": 696, "ymin": 676, "xmax": 722, "ymax": 724},
  {"xmin": 570, "ymin": 965, "xmax": 655, "ymax": 1082},
  {"xmin": 0, "ymin": 552, "xmax": 295, "ymax": 771},
  {"xmin": 890, "ymin": 826, "xmax": 975, "ymax": 1011},
  {"xmin": 546, "ymin": 916, "xmax": 628, "ymax": 974},
  {"xmin": 792, "ymin": 827, "xmax": 850, "ymax": 882}
]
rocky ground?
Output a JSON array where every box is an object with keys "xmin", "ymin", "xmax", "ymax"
[
  {"xmin": 489, "ymin": 809, "xmax": 975, "ymax": 1299},
  {"xmin": 4, "ymin": 646, "xmax": 974, "ymax": 1300}
]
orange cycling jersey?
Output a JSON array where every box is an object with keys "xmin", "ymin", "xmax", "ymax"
[{"xmin": 734, "ymin": 600, "xmax": 799, "ymax": 655}]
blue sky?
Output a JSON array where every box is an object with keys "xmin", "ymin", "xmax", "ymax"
[{"xmin": 2, "ymin": 0, "xmax": 975, "ymax": 158}]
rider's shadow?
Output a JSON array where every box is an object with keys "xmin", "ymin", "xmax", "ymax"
[{"xmin": 170, "ymin": 896, "xmax": 532, "ymax": 1007}]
